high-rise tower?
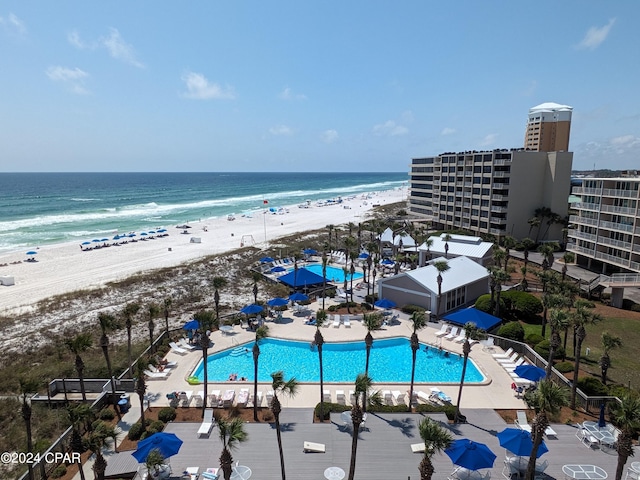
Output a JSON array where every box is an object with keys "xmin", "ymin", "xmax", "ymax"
[{"xmin": 524, "ymin": 102, "xmax": 572, "ymax": 151}]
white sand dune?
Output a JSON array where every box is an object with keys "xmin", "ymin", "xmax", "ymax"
[{"xmin": 0, "ymin": 188, "xmax": 407, "ymax": 315}]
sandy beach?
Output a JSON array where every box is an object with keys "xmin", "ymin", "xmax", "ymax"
[{"xmin": 0, "ymin": 188, "xmax": 407, "ymax": 315}]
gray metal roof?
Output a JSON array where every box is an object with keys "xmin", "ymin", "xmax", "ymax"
[{"xmin": 418, "ymin": 234, "xmax": 493, "ymax": 260}]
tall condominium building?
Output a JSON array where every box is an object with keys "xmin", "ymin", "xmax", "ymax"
[
  {"xmin": 568, "ymin": 176, "xmax": 640, "ymax": 274},
  {"xmin": 524, "ymin": 102, "xmax": 573, "ymax": 152},
  {"xmin": 408, "ymin": 149, "xmax": 573, "ymax": 241}
]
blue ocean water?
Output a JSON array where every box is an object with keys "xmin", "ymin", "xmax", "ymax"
[{"xmin": 0, "ymin": 172, "xmax": 406, "ymax": 253}]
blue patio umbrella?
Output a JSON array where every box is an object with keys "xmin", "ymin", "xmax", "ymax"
[
  {"xmin": 260, "ymin": 256, "xmax": 275, "ymax": 263},
  {"xmin": 132, "ymin": 432, "xmax": 183, "ymax": 463},
  {"xmin": 289, "ymin": 292, "xmax": 309, "ymax": 302},
  {"xmin": 513, "ymin": 365, "xmax": 546, "ymax": 382},
  {"xmin": 26, "ymin": 251, "xmax": 38, "ymax": 255},
  {"xmin": 374, "ymin": 298, "xmax": 397, "ymax": 309},
  {"xmin": 303, "ymin": 248, "xmax": 317, "ymax": 255},
  {"xmin": 240, "ymin": 304, "xmax": 264, "ymax": 315},
  {"xmin": 358, "ymin": 252, "xmax": 370, "ymax": 259},
  {"xmin": 271, "ymin": 266, "xmax": 286, "ymax": 273},
  {"xmin": 183, "ymin": 319, "xmax": 200, "ymax": 330},
  {"xmin": 267, "ymin": 298, "xmax": 289, "ymax": 307},
  {"xmin": 497, "ymin": 428, "xmax": 548, "ymax": 458},
  {"xmin": 381, "ymin": 258, "xmax": 394, "ymax": 265},
  {"xmin": 445, "ymin": 439, "xmax": 496, "ymax": 471},
  {"xmin": 598, "ymin": 403, "xmax": 606, "ymax": 428}
]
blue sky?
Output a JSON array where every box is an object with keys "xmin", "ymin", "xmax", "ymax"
[{"xmin": 1, "ymin": 2, "xmax": 638, "ymax": 172}]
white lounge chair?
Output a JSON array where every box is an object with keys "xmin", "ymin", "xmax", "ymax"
[
  {"xmin": 222, "ymin": 389, "xmax": 235, "ymax": 407},
  {"xmin": 411, "ymin": 443, "xmax": 426, "ymax": 453},
  {"xmin": 179, "ymin": 390, "xmax": 193, "ymax": 406},
  {"xmin": 333, "ymin": 315, "xmax": 341, "ymax": 328},
  {"xmin": 209, "ymin": 390, "xmax": 221, "ymax": 404},
  {"xmin": 343, "ymin": 316, "xmax": 351, "ymax": 328},
  {"xmin": 266, "ymin": 390, "xmax": 274, "ymax": 406},
  {"xmin": 336, "ymin": 390, "xmax": 346, "ymax": 404},
  {"xmin": 197, "ymin": 409, "xmax": 215, "ymax": 437},
  {"xmin": 143, "ymin": 369, "xmax": 169, "ymax": 379},
  {"xmin": 323, "ymin": 389, "xmax": 332, "ymax": 402},
  {"xmin": 492, "ymin": 347, "xmax": 514, "ymax": 359},
  {"xmin": 382, "ymin": 390, "xmax": 393, "ymax": 405},
  {"xmin": 193, "ymin": 391, "xmax": 204, "ymax": 407},
  {"xmin": 147, "ymin": 364, "xmax": 172, "ymax": 375},
  {"xmin": 497, "ymin": 352, "xmax": 520, "ymax": 364},
  {"xmin": 179, "ymin": 338, "xmax": 198, "ymax": 350},
  {"xmin": 430, "ymin": 387, "xmax": 452, "ymax": 403},
  {"xmin": 454, "ymin": 329, "xmax": 467, "ymax": 343},
  {"xmin": 254, "ymin": 391, "xmax": 263, "ymax": 407},
  {"xmin": 392, "ymin": 390, "xmax": 405, "ymax": 405},
  {"xmin": 202, "ymin": 468, "xmax": 219, "ymax": 480},
  {"xmin": 434, "ymin": 324, "xmax": 450, "ymax": 338},
  {"xmin": 416, "ymin": 390, "xmax": 431, "ymax": 403},
  {"xmin": 444, "ymin": 326, "xmax": 460, "ymax": 341},
  {"xmin": 303, "ymin": 441, "xmax": 326, "ymax": 453},
  {"xmin": 169, "ymin": 342, "xmax": 188, "ymax": 355},
  {"xmin": 236, "ymin": 388, "xmax": 249, "ymax": 407}
]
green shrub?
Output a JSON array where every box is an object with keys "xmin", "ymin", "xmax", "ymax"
[
  {"xmin": 147, "ymin": 420, "xmax": 166, "ymax": 434},
  {"xmin": 534, "ymin": 340, "xmax": 565, "ymax": 360},
  {"xmin": 364, "ymin": 294, "xmax": 378, "ymax": 304},
  {"xmin": 158, "ymin": 407, "xmax": 176, "ymax": 423},
  {"xmin": 401, "ymin": 304, "xmax": 426, "ymax": 315},
  {"xmin": 314, "ymin": 402, "xmax": 351, "ymax": 420},
  {"xmin": 98, "ymin": 408, "xmax": 115, "ymax": 421},
  {"xmin": 497, "ymin": 322, "xmax": 525, "ymax": 342},
  {"xmin": 128, "ymin": 422, "xmax": 145, "ymax": 441},
  {"xmin": 474, "ymin": 294, "xmax": 492, "ymax": 313},
  {"xmin": 631, "ymin": 304, "xmax": 640, "ymax": 313},
  {"xmin": 502, "ymin": 291, "xmax": 543, "ymax": 318},
  {"xmin": 554, "ymin": 361, "xmax": 574, "ymax": 373},
  {"xmin": 577, "ymin": 377, "xmax": 609, "ymax": 396},
  {"xmin": 415, "ymin": 403, "xmax": 457, "ymax": 419},
  {"xmin": 525, "ymin": 333, "xmax": 544, "ymax": 346},
  {"xmin": 50, "ymin": 464, "xmax": 67, "ymax": 478}
]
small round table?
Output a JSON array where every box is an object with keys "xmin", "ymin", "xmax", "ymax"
[
  {"xmin": 324, "ymin": 466, "xmax": 346, "ymax": 480},
  {"xmin": 230, "ymin": 465, "xmax": 252, "ymax": 480}
]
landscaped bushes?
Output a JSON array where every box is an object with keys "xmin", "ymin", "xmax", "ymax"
[
  {"xmin": 158, "ymin": 407, "xmax": 176, "ymax": 423},
  {"xmin": 401, "ymin": 304, "xmax": 426, "ymax": 315},
  {"xmin": 554, "ymin": 361, "xmax": 573, "ymax": 373},
  {"xmin": 497, "ymin": 321, "xmax": 525, "ymax": 342},
  {"xmin": 577, "ymin": 377, "xmax": 609, "ymax": 396},
  {"xmin": 524, "ymin": 333, "xmax": 544, "ymax": 346},
  {"xmin": 534, "ymin": 340, "xmax": 565, "ymax": 360},
  {"xmin": 502, "ymin": 291, "xmax": 543, "ymax": 319},
  {"xmin": 474, "ymin": 294, "xmax": 505, "ymax": 316}
]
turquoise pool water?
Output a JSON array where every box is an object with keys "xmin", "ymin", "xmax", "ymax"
[
  {"xmin": 297, "ymin": 263, "xmax": 363, "ymax": 283},
  {"xmin": 191, "ymin": 337, "xmax": 485, "ymax": 383}
]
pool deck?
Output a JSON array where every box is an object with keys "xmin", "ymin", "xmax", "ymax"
[{"xmin": 148, "ymin": 295, "xmax": 527, "ymax": 410}]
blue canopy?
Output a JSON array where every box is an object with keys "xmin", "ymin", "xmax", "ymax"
[
  {"xmin": 443, "ymin": 308, "xmax": 502, "ymax": 331},
  {"xmin": 374, "ymin": 298, "xmax": 397, "ymax": 309},
  {"xmin": 514, "ymin": 364, "xmax": 546, "ymax": 382},
  {"xmin": 278, "ymin": 268, "xmax": 326, "ymax": 288},
  {"xmin": 497, "ymin": 428, "xmax": 548, "ymax": 458},
  {"xmin": 183, "ymin": 319, "xmax": 200, "ymax": 330},
  {"xmin": 267, "ymin": 297, "xmax": 288, "ymax": 307},
  {"xmin": 240, "ymin": 304, "xmax": 264, "ymax": 315},
  {"xmin": 260, "ymin": 256, "xmax": 274, "ymax": 263},
  {"xmin": 358, "ymin": 252, "xmax": 370, "ymax": 259},
  {"xmin": 271, "ymin": 266, "xmax": 286, "ymax": 273}
]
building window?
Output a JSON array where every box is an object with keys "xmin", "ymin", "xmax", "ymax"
[{"xmin": 445, "ymin": 286, "xmax": 467, "ymax": 311}]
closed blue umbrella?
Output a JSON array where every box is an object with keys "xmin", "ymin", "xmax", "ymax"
[
  {"xmin": 513, "ymin": 365, "xmax": 546, "ymax": 382},
  {"xmin": 260, "ymin": 256, "xmax": 275, "ymax": 263},
  {"xmin": 240, "ymin": 304, "xmax": 264, "ymax": 315},
  {"xmin": 289, "ymin": 292, "xmax": 309, "ymax": 302},
  {"xmin": 497, "ymin": 428, "xmax": 548, "ymax": 458},
  {"xmin": 183, "ymin": 319, "xmax": 200, "ymax": 330},
  {"xmin": 267, "ymin": 298, "xmax": 288, "ymax": 307},
  {"xmin": 374, "ymin": 298, "xmax": 397, "ymax": 309},
  {"xmin": 445, "ymin": 439, "xmax": 496, "ymax": 471},
  {"xmin": 26, "ymin": 251, "xmax": 38, "ymax": 255},
  {"xmin": 598, "ymin": 403, "xmax": 606, "ymax": 428},
  {"xmin": 132, "ymin": 432, "xmax": 183, "ymax": 463}
]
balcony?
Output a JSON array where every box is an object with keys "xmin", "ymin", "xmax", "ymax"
[
  {"xmin": 602, "ymin": 188, "xmax": 639, "ymax": 198},
  {"xmin": 599, "ymin": 220, "xmax": 633, "ymax": 233},
  {"xmin": 572, "ymin": 187, "xmax": 600, "ymax": 195},
  {"xmin": 597, "ymin": 236, "xmax": 632, "ymax": 251},
  {"xmin": 575, "ymin": 202, "xmax": 600, "ymax": 211},
  {"xmin": 595, "ymin": 251, "xmax": 630, "ymax": 268},
  {"xmin": 599, "ymin": 204, "xmax": 636, "ymax": 215},
  {"xmin": 492, "ymin": 171, "xmax": 510, "ymax": 177},
  {"xmin": 494, "ymin": 159, "xmax": 512, "ymax": 165},
  {"xmin": 567, "ymin": 244, "xmax": 595, "ymax": 256},
  {"xmin": 464, "ymin": 182, "xmax": 472, "ymax": 188},
  {"xmin": 489, "ymin": 227, "xmax": 506, "ymax": 235},
  {"xmin": 569, "ymin": 230, "xmax": 597, "ymax": 242},
  {"xmin": 569, "ymin": 215, "xmax": 598, "ymax": 227},
  {"xmin": 490, "ymin": 206, "xmax": 508, "ymax": 213},
  {"xmin": 492, "ymin": 194, "xmax": 505, "ymax": 201}
]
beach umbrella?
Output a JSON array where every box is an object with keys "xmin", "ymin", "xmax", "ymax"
[
  {"xmin": 267, "ymin": 298, "xmax": 289, "ymax": 307},
  {"xmin": 132, "ymin": 432, "xmax": 183, "ymax": 463},
  {"xmin": 289, "ymin": 292, "xmax": 309, "ymax": 302},
  {"xmin": 513, "ymin": 365, "xmax": 546, "ymax": 382},
  {"xmin": 374, "ymin": 298, "xmax": 397, "ymax": 309},
  {"xmin": 100, "ymin": 238, "xmax": 109, "ymax": 242},
  {"xmin": 271, "ymin": 266, "xmax": 286, "ymax": 273},
  {"xmin": 128, "ymin": 233, "xmax": 136, "ymax": 238},
  {"xmin": 497, "ymin": 428, "xmax": 548, "ymax": 458},
  {"xmin": 157, "ymin": 228, "xmax": 167, "ymax": 233},
  {"xmin": 381, "ymin": 258, "xmax": 395, "ymax": 265},
  {"xmin": 240, "ymin": 304, "xmax": 264, "ymax": 315},
  {"xmin": 140, "ymin": 232, "xmax": 148, "ymax": 236},
  {"xmin": 598, "ymin": 403, "xmax": 606, "ymax": 428},
  {"xmin": 148, "ymin": 230, "xmax": 156, "ymax": 234},
  {"xmin": 82, "ymin": 241, "xmax": 91, "ymax": 245},
  {"xmin": 92, "ymin": 239, "xmax": 102, "ymax": 243},
  {"xmin": 445, "ymin": 439, "xmax": 496, "ymax": 471},
  {"xmin": 260, "ymin": 256, "xmax": 275, "ymax": 263},
  {"xmin": 183, "ymin": 319, "xmax": 200, "ymax": 331},
  {"xmin": 358, "ymin": 252, "xmax": 370, "ymax": 259},
  {"xmin": 303, "ymin": 248, "xmax": 317, "ymax": 255},
  {"xmin": 26, "ymin": 251, "xmax": 38, "ymax": 256}
]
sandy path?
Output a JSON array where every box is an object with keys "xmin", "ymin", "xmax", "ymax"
[{"xmin": 0, "ymin": 188, "xmax": 406, "ymax": 314}]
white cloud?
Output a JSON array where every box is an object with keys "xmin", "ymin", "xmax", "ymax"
[
  {"xmin": 67, "ymin": 30, "xmax": 92, "ymax": 49},
  {"xmin": 269, "ymin": 125, "xmax": 293, "ymax": 136},
  {"xmin": 441, "ymin": 127, "xmax": 456, "ymax": 136},
  {"xmin": 0, "ymin": 13, "xmax": 26, "ymax": 36},
  {"xmin": 577, "ymin": 18, "xmax": 616, "ymax": 50},
  {"xmin": 279, "ymin": 87, "xmax": 307, "ymax": 100},
  {"xmin": 372, "ymin": 120, "xmax": 409, "ymax": 137},
  {"xmin": 321, "ymin": 129, "xmax": 338, "ymax": 143},
  {"xmin": 479, "ymin": 133, "xmax": 498, "ymax": 146},
  {"xmin": 180, "ymin": 72, "xmax": 236, "ymax": 100},
  {"xmin": 46, "ymin": 66, "xmax": 90, "ymax": 95},
  {"xmin": 100, "ymin": 28, "xmax": 144, "ymax": 68}
]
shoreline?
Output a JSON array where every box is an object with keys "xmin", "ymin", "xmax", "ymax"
[{"xmin": 0, "ymin": 188, "xmax": 407, "ymax": 315}]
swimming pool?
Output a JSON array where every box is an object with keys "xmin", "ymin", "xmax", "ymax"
[
  {"xmin": 191, "ymin": 337, "xmax": 485, "ymax": 384},
  {"xmin": 296, "ymin": 263, "xmax": 363, "ymax": 283}
]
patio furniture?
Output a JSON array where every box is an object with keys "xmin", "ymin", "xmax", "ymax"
[
  {"xmin": 626, "ymin": 462, "xmax": 640, "ymax": 480},
  {"xmin": 324, "ymin": 466, "xmax": 346, "ymax": 480},
  {"xmin": 562, "ymin": 464, "xmax": 608, "ymax": 479},
  {"xmin": 411, "ymin": 443, "xmax": 426, "ymax": 453},
  {"xmin": 202, "ymin": 468, "xmax": 219, "ymax": 480},
  {"xmin": 448, "ymin": 466, "xmax": 490, "ymax": 479},
  {"xmin": 197, "ymin": 409, "xmax": 214, "ymax": 437},
  {"xmin": 230, "ymin": 465, "xmax": 252, "ymax": 480},
  {"xmin": 184, "ymin": 467, "xmax": 199, "ymax": 480},
  {"xmin": 303, "ymin": 441, "xmax": 326, "ymax": 453}
]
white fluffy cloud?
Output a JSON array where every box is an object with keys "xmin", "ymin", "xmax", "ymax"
[
  {"xmin": 269, "ymin": 125, "xmax": 293, "ymax": 136},
  {"xmin": 321, "ymin": 129, "xmax": 338, "ymax": 143},
  {"xmin": 46, "ymin": 66, "xmax": 90, "ymax": 95},
  {"xmin": 372, "ymin": 120, "xmax": 408, "ymax": 137},
  {"xmin": 479, "ymin": 133, "xmax": 498, "ymax": 147},
  {"xmin": 441, "ymin": 127, "xmax": 456, "ymax": 136},
  {"xmin": 577, "ymin": 18, "xmax": 616, "ymax": 50},
  {"xmin": 279, "ymin": 87, "xmax": 307, "ymax": 100},
  {"xmin": 101, "ymin": 28, "xmax": 144, "ymax": 68},
  {"xmin": 181, "ymin": 72, "xmax": 236, "ymax": 100},
  {"xmin": 0, "ymin": 13, "xmax": 26, "ymax": 36}
]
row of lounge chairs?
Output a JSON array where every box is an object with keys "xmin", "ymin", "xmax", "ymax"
[
  {"xmin": 433, "ymin": 324, "xmax": 479, "ymax": 345},
  {"xmin": 169, "ymin": 338, "xmax": 199, "ymax": 355},
  {"xmin": 491, "ymin": 348, "xmax": 534, "ymax": 385}
]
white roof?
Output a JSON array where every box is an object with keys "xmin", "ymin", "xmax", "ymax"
[
  {"xmin": 393, "ymin": 232, "xmax": 416, "ymax": 247},
  {"xmin": 379, "ymin": 227, "xmax": 394, "ymax": 243},
  {"xmin": 529, "ymin": 102, "xmax": 573, "ymax": 113},
  {"xmin": 418, "ymin": 234, "xmax": 493, "ymax": 259},
  {"xmin": 401, "ymin": 256, "xmax": 489, "ymax": 294}
]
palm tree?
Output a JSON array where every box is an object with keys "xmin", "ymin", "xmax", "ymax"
[
  {"xmin": 321, "ymin": 252, "xmax": 328, "ymax": 310},
  {"xmin": 270, "ymin": 371, "xmax": 299, "ymax": 480},
  {"xmin": 434, "ymin": 260, "xmax": 450, "ymax": 321},
  {"xmin": 502, "ymin": 235, "xmax": 517, "ymax": 270},
  {"xmin": 67, "ymin": 403, "xmax": 92, "ymax": 480},
  {"xmin": 218, "ymin": 417, "xmax": 248, "ymax": 480},
  {"xmin": 611, "ymin": 395, "xmax": 640, "ymax": 480},
  {"xmin": 546, "ymin": 308, "xmax": 570, "ymax": 377},
  {"xmin": 87, "ymin": 420, "xmax": 118, "ymax": 480},
  {"xmin": 98, "ymin": 312, "xmax": 121, "ymax": 419},
  {"xmin": 570, "ymin": 300, "xmax": 602, "ymax": 408},
  {"xmin": 528, "ymin": 216, "xmax": 541, "ymax": 241},
  {"xmin": 326, "ymin": 224, "xmax": 334, "ymax": 254},
  {"xmin": 491, "ymin": 268, "xmax": 511, "ymax": 318},
  {"xmin": 147, "ymin": 302, "xmax": 160, "ymax": 352},
  {"xmin": 523, "ymin": 380, "xmax": 568, "ymax": 480},
  {"xmin": 540, "ymin": 291, "xmax": 566, "ymax": 338},
  {"xmin": 252, "ymin": 325, "xmax": 269, "ymax": 421},
  {"xmin": 163, "ymin": 297, "xmax": 172, "ymax": 334},
  {"xmin": 349, "ymin": 261, "xmax": 357, "ymax": 304},
  {"xmin": 194, "ymin": 310, "xmax": 215, "ymax": 415},
  {"xmin": 122, "ymin": 302, "xmax": 140, "ymax": 379},
  {"xmin": 520, "ymin": 237, "xmax": 536, "ymax": 267},
  {"xmin": 454, "ymin": 323, "xmax": 482, "ymax": 423},
  {"xmin": 537, "ymin": 243, "xmax": 557, "ymax": 270},
  {"xmin": 347, "ymin": 373, "xmax": 372, "ymax": 480},
  {"xmin": 492, "ymin": 245, "xmax": 506, "ymax": 272},
  {"xmin": 212, "ymin": 276, "xmax": 228, "ymax": 323},
  {"xmin": 65, "ymin": 333, "xmax": 93, "ymax": 402},
  {"xmin": 19, "ymin": 377, "xmax": 39, "ymax": 480},
  {"xmin": 362, "ymin": 313, "xmax": 381, "ymax": 412},
  {"xmin": 600, "ymin": 331, "xmax": 622, "ymax": 385},
  {"xmin": 561, "ymin": 252, "xmax": 575, "ymax": 281},
  {"xmin": 315, "ymin": 309, "xmax": 328, "ymax": 422},
  {"xmin": 443, "ymin": 233, "xmax": 452, "ymax": 258},
  {"xmin": 408, "ymin": 310, "xmax": 427, "ymax": 412},
  {"xmin": 251, "ymin": 271, "xmax": 261, "ymax": 303},
  {"xmin": 423, "ymin": 237, "xmax": 434, "ymax": 264},
  {"xmin": 417, "ymin": 417, "xmax": 454, "ymax": 480},
  {"xmin": 135, "ymin": 362, "xmax": 147, "ymax": 435}
]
